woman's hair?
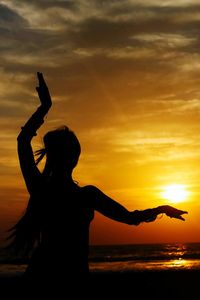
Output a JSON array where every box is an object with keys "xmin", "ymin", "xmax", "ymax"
[{"xmin": 7, "ymin": 126, "xmax": 81, "ymax": 255}]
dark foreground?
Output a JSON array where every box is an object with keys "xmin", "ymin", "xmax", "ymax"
[{"xmin": 0, "ymin": 270, "xmax": 199, "ymax": 299}]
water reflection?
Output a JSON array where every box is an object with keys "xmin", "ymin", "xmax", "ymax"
[
  {"xmin": 164, "ymin": 243, "xmax": 187, "ymax": 259},
  {"xmin": 162, "ymin": 258, "xmax": 200, "ymax": 270},
  {"xmin": 164, "ymin": 258, "xmax": 188, "ymax": 269},
  {"xmin": 90, "ymin": 258, "xmax": 200, "ymax": 273}
]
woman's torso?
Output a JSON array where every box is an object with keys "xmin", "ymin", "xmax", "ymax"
[{"xmin": 25, "ymin": 180, "xmax": 94, "ymax": 279}]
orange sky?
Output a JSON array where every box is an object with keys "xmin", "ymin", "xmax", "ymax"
[{"xmin": 0, "ymin": 0, "xmax": 200, "ymax": 245}]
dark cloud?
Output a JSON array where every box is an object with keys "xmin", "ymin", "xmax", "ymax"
[
  {"xmin": 11, "ymin": 0, "xmax": 76, "ymax": 10},
  {"xmin": 67, "ymin": 14, "xmax": 200, "ymax": 51},
  {"xmin": 0, "ymin": 3, "xmax": 28, "ymax": 28},
  {"xmin": 0, "ymin": 2, "xmax": 200, "ymax": 184},
  {"xmin": 1, "ymin": 0, "xmax": 200, "ymax": 77}
]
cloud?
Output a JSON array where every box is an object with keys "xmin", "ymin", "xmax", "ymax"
[
  {"xmin": 0, "ymin": 3, "xmax": 27, "ymax": 28},
  {"xmin": 1, "ymin": 1, "xmax": 200, "ymax": 208},
  {"xmin": 1, "ymin": 0, "xmax": 200, "ymax": 80},
  {"xmin": 1, "ymin": 1, "xmax": 200, "ymax": 246}
]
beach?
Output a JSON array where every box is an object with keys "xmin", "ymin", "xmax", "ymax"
[
  {"xmin": 90, "ymin": 269, "xmax": 200, "ymax": 299},
  {"xmin": 0, "ymin": 269, "xmax": 199, "ymax": 299}
]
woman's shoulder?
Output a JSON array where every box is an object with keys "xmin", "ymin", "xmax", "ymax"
[{"xmin": 80, "ymin": 184, "xmax": 98, "ymax": 193}]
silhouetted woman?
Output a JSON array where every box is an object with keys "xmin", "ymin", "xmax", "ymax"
[{"xmin": 8, "ymin": 73, "xmax": 187, "ymax": 286}]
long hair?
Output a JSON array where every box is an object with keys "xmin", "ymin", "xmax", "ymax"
[{"xmin": 7, "ymin": 126, "xmax": 81, "ymax": 255}]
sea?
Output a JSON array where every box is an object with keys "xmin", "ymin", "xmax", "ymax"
[
  {"xmin": 1, "ymin": 243, "xmax": 200, "ymax": 278},
  {"xmin": 89, "ymin": 243, "xmax": 200, "ymax": 273}
]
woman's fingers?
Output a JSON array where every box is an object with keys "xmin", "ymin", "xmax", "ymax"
[
  {"xmin": 36, "ymin": 72, "xmax": 52, "ymax": 108},
  {"xmin": 37, "ymin": 72, "xmax": 46, "ymax": 85},
  {"xmin": 164, "ymin": 206, "xmax": 188, "ymax": 221},
  {"xmin": 174, "ymin": 214, "xmax": 185, "ymax": 221},
  {"xmin": 169, "ymin": 211, "xmax": 188, "ymax": 221}
]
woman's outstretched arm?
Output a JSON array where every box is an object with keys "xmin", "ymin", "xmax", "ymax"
[
  {"xmin": 86, "ymin": 186, "xmax": 187, "ymax": 225},
  {"xmin": 17, "ymin": 72, "xmax": 52, "ymax": 194}
]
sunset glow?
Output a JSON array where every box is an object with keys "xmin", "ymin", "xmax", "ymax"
[{"xmin": 0, "ymin": 0, "xmax": 199, "ymax": 246}]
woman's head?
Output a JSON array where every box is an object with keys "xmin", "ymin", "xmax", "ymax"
[{"xmin": 37, "ymin": 126, "xmax": 81, "ymax": 174}]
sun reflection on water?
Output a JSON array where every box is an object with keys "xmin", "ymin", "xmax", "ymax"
[
  {"xmin": 90, "ymin": 258, "xmax": 200, "ymax": 273},
  {"xmin": 168, "ymin": 258, "xmax": 187, "ymax": 268}
]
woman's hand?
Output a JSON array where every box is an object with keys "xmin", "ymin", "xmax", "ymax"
[
  {"xmin": 36, "ymin": 72, "xmax": 52, "ymax": 111},
  {"xmin": 158, "ymin": 205, "xmax": 188, "ymax": 221},
  {"xmin": 130, "ymin": 205, "xmax": 188, "ymax": 226}
]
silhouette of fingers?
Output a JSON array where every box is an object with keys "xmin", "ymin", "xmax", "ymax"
[
  {"xmin": 176, "ymin": 215, "xmax": 185, "ymax": 221},
  {"xmin": 176, "ymin": 213, "xmax": 186, "ymax": 220},
  {"xmin": 36, "ymin": 72, "xmax": 52, "ymax": 109},
  {"xmin": 179, "ymin": 211, "xmax": 188, "ymax": 221},
  {"xmin": 37, "ymin": 72, "xmax": 44, "ymax": 84},
  {"xmin": 164, "ymin": 206, "xmax": 188, "ymax": 221},
  {"xmin": 169, "ymin": 212, "xmax": 187, "ymax": 221}
]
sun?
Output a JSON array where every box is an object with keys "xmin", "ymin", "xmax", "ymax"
[{"xmin": 161, "ymin": 184, "xmax": 189, "ymax": 204}]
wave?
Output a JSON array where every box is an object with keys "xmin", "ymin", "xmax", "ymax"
[{"xmin": 89, "ymin": 243, "xmax": 200, "ymax": 263}]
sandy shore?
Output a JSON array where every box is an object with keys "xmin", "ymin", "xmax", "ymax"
[
  {"xmin": 92, "ymin": 270, "xmax": 199, "ymax": 298},
  {"xmin": 0, "ymin": 269, "xmax": 198, "ymax": 298}
]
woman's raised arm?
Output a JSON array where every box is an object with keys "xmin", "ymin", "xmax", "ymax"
[{"xmin": 17, "ymin": 72, "xmax": 52, "ymax": 194}]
